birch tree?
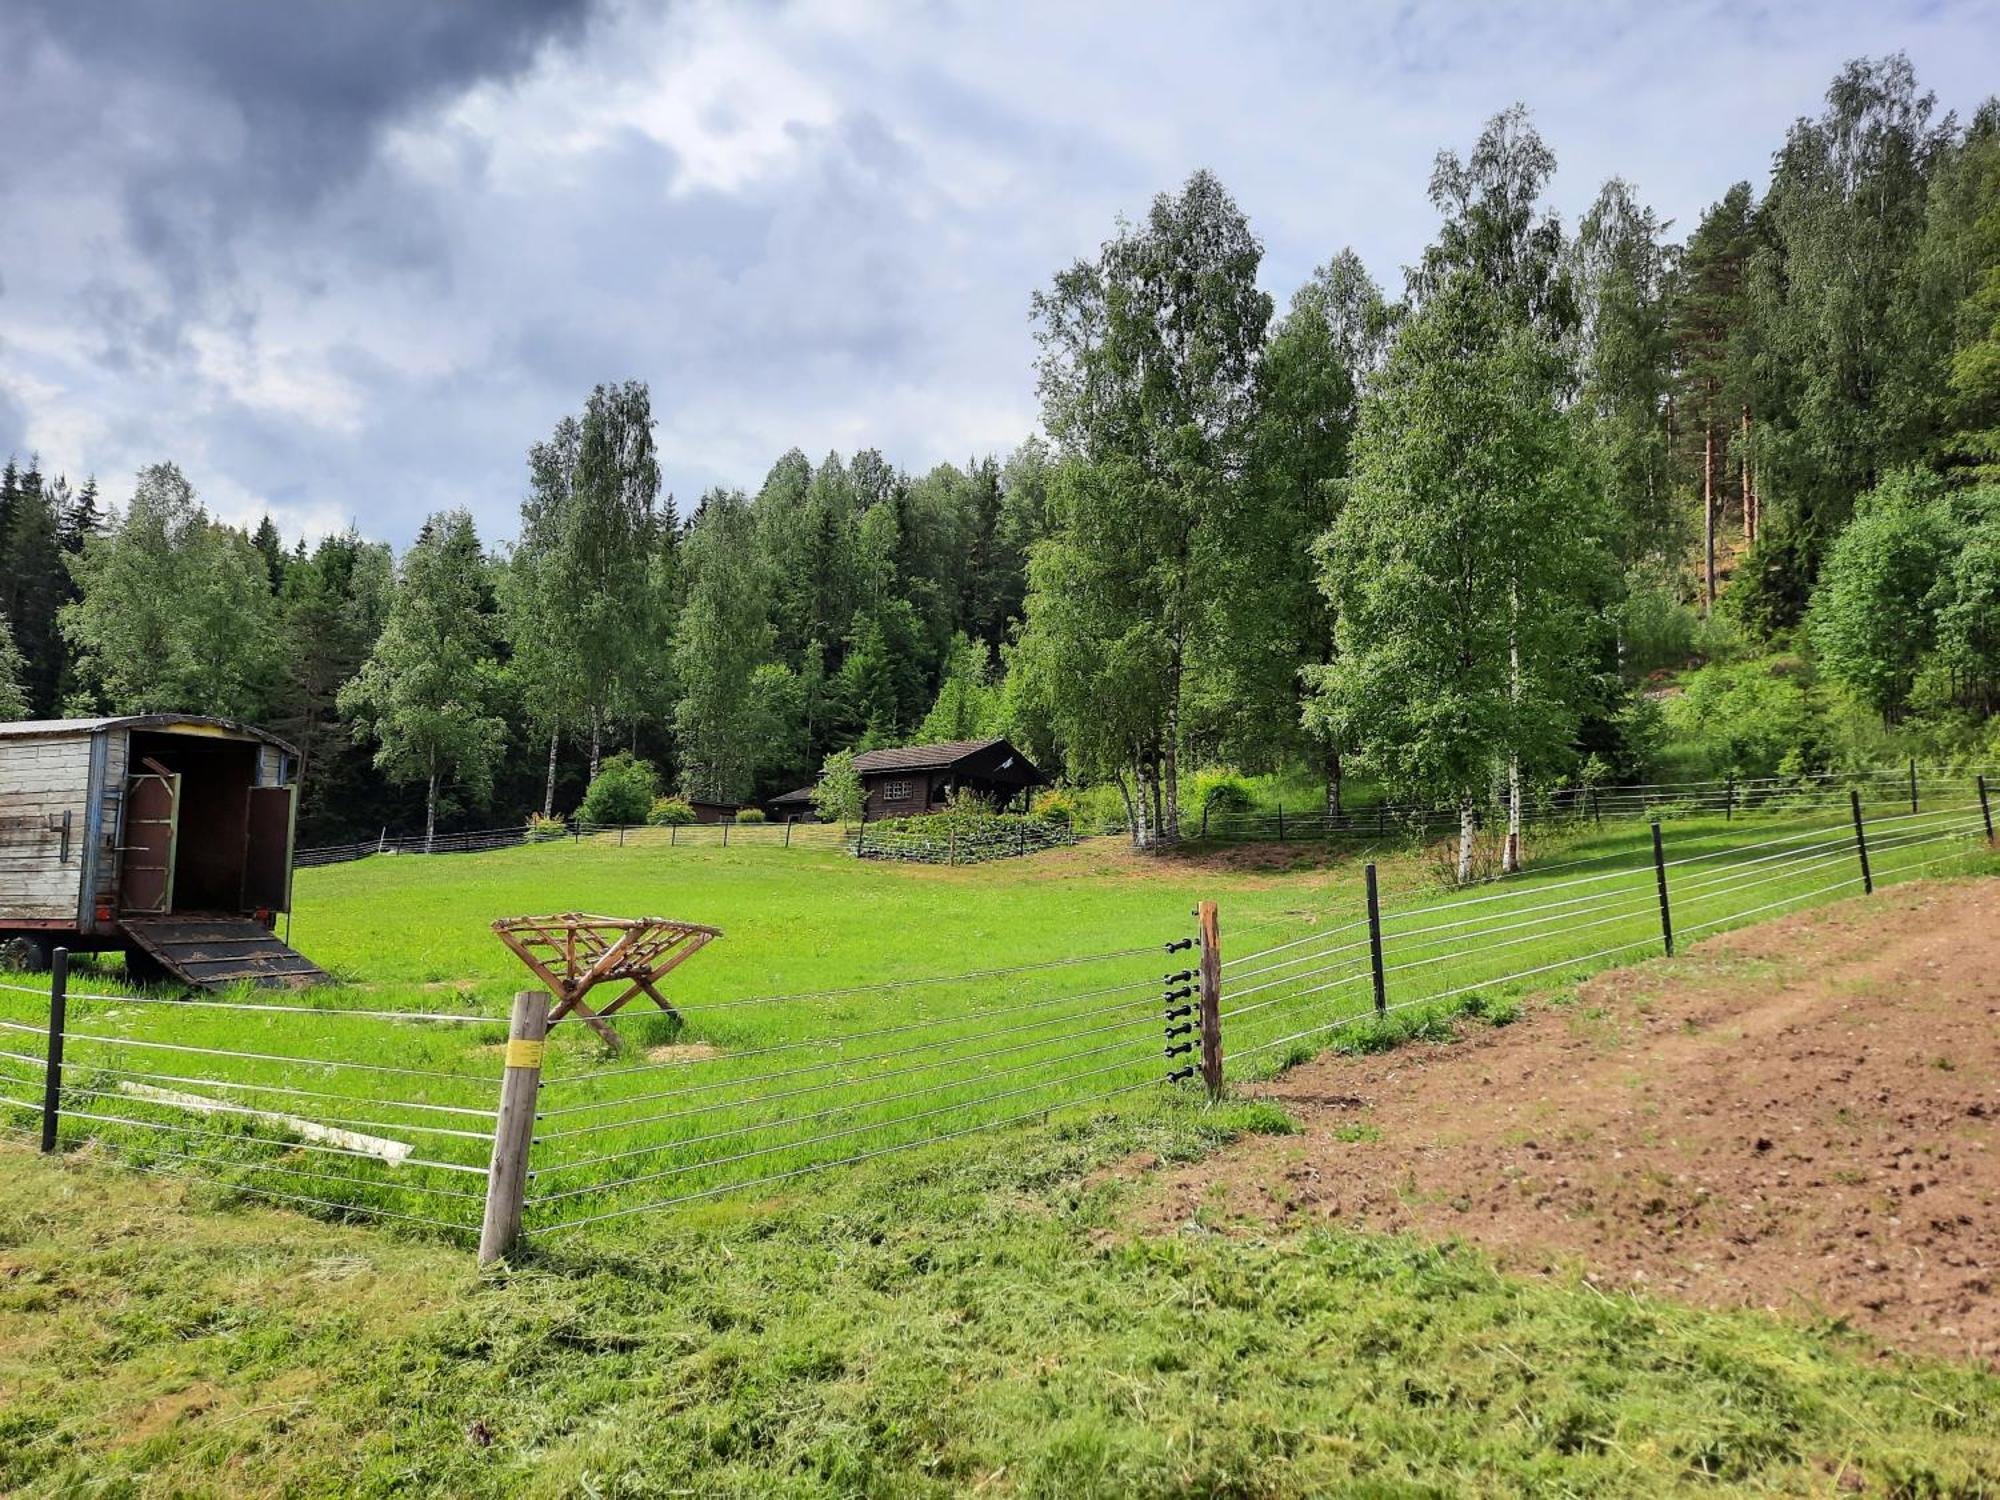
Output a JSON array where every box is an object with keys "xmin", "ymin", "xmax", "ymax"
[
  {"xmin": 0, "ymin": 612, "xmax": 27, "ymax": 720},
  {"xmin": 671, "ymin": 490, "xmax": 772, "ymax": 802},
  {"xmin": 511, "ymin": 381, "xmax": 665, "ymax": 799},
  {"xmin": 338, "ymin": 510, "xmax": 505, "ymax": 847},
  {"xmin": 1022, "ymin": 169, "xmax": 1271, "ymax": 841},
  {"xmin": 1306, "ymin": 274, "xmax": 1607, "ymax": 881}
]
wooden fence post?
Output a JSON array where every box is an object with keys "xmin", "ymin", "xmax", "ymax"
[
  {"xmin": 1197, "ymin": 900, "xmax": 1223, "ymax": 1100},
  {"xmin": 1979, "ymin": 774, "xmax": 1994, "ymax": 844},
  {"xmin": 1364, "ymin": 863, "xmax": 1386, "ymax": 1018},
  {"xmin": 785, "ymin": 818, "xmax": 793, "ymax": 848},
  {"xmin": 1276, "ymin": 803, "xmax": 1285, "ymax": 842},
  {"xmin": 1650, "ymin": 820, "xmax": 1674, "ymax": 957},
  {"xmin": 479, "ymin": 989, "xmax": 549, "ymax": 1267},
  {"xmin": 1910, "ymin": 759, "xmax": 1919, "ymax": 815},
  {"xmin": 721, "ymin": 819, "xmax": 729, "ymax": 848},
  {"xmin": 39, "ymin": 947, "xmax": 68, "ymax": 1153},
  {"xmin": 1850, "ymin": 789, "xmax": 1873, "ymax": 895},
  {"xmin": 1725, "ymin": 771, "xmax": 1735, "ymax": 821}
]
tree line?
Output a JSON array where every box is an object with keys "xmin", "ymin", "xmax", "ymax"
[{"xmin": 2, "ymin": 56, "xmax": 1994, "ymax": 855}]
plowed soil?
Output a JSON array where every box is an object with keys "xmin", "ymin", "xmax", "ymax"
[{"xmin": 1137, "ymin": 878, "xmax": 2000, "ymax": 1364}]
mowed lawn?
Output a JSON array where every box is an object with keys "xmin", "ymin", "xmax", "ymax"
[
  {"xmin": 3, "ymin": 817, "xmax": 1999, "ymax": 1494},
  {"xmin": 1, "ymin": 806, "xmax": 1992, "ymax": 1236}
]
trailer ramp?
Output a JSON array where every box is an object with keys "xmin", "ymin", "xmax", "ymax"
[{"xmin": 122, "ymin": 916, "xmax": 331, "ymax": 989}]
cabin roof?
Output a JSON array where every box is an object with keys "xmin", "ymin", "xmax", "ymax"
[
  {"xmin": 768, "ymin": 786, "xmax": 817, "ymax": 805},
  {"xmin": 0, "ymin": 714, "xmax": 299, "ymax": 756},
  {"xmin": 850, "ymin": 738, "xmax": 1015, "ymax": 775}
]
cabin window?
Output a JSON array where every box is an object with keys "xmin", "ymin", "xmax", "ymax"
[{"xmin": 882, "ymin": 779, "xmax": 912, "ymax": 802}]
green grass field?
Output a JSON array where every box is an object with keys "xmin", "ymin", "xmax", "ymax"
[
  {"xmin": 1, "ymin": 797, "xmax": 1993, "ymax": 1242},
  {"xmin": 1, "ymin": 800, "xmax": 1998, "ymax": 1493}
]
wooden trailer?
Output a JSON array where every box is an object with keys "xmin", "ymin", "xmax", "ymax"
[{"xmin": 0, "ymin": 714, "xmax": 329, "ymax": 987}]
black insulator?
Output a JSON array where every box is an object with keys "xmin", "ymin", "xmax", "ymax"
[
  {"xmin": 1163, "ymin": 1041, "xmax": 1194, "ymax": 1058},
  {"xmin": 1161, "ymin": 985, "xmax": 1192, "ymax": 1003},
  {"xmin": 1164, "ymin": 937, "xmax": 1195, "ymax": 953},
  {"xmin": 1164, "ymin": 1022, "xmax": 1194, "ymax": 1039},
  {"xmin": 1165, "ymin": 1065, "xmax": 1196, "ymax": 1083},
  {"xmin": 1163, "ymin": 968, "xmax": 1194, "ymax": 984},
  {"xmin": 1162, "ymin": 1004, "xmax": 1193, "ymax": 1020}
]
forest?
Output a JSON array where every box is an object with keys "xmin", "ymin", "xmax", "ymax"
[{"xmin": 1, "ymin": 55, "xmax": 1996, "ymax": 849}]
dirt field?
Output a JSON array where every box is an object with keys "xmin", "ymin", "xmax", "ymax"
[{"xmin": 1137, "ymin": 877, "xmax": 2000, "ymax": 1365}]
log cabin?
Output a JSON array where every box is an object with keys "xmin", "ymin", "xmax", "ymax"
[{"xmin": 852, "ymin": 738, "xmax": 1043, "ymax": 819}]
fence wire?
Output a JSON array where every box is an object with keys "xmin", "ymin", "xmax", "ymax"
[{"xmin": 2, "ymin": 788, "xmax": 1991, "ymax": 1250}]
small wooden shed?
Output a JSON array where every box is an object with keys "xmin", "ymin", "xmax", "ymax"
[
  {"xmin": 852, "ymin": 738, "xmax": 1044, "ymax": 819},
  {"xmin": 0, "ymin": 714, "xmax": 328, "ymax": 987}
]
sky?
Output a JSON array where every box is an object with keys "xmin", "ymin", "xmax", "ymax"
[{"xmin": 2, "ymin": 0, "xmax": 1997, "ymax": 550}]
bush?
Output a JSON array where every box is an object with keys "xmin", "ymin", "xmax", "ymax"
[
  {"xmin": 1185, "ymin": 766, "xmax": 1255, "ymax": 819},
  {"xmin": 524, "ymin": 812, "xmax": 567, "ymax": 842},
  {"xmin": 1619, "ymin": 579, "xmax": 1698, "ymax": 677},
  {"xmin": 577, "ymin": 752, "xmax": 658, "ymax": 826},
  {"xmin": 1032, "ymin": 788, "xmax": 1081, "ymax": 825},
  {"xmin": 1664, "ymin": 656, "xmax": 1834, "ymax": 779},
  {"xmin": 735, "ymin": 808, "xmax": 767, "ymax": 824},
  {"xmin": 647, "ymin": 796, "xmax": 696, "ymax": 826},
  {"xmin": 812, "ymin": 750, "xmax": 866, "ymax": 826}
]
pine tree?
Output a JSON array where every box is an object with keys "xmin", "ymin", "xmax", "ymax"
[
  {"xmin": 1, "ymin": 458, "xmax": 69, "ymax": 715},
  {"xmin": 251, "ymin": 515, "xmax": 287, "ymax": 592}
]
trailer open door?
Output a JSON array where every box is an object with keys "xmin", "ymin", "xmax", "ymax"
[
  {"xmin": 118, "ymin": 771, "xmax": 180, "ymax": 914},
  {"xmin": 242, "ymin": 783, "xmax": 297, "ymax": 914}
]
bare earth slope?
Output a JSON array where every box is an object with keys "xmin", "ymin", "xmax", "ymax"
[{"xmin": 1138, "ymin": 879, "xmax": 2000, "ymax": 1364}]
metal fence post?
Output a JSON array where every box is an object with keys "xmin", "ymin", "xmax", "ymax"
[
  {"xmin": 1850, "ymin": 789, "xmax": 1873, "ymax": 895},
  {"xmin": 1364, "ymin": 863, "xmax": 1386, "ymax": 1018},
  {"xmin": 1650, "ymin": 820, "xmax": 1674, "ymax": 957},
  {"xmin": 1979, "ymin": 774, "xmax": 1994, "ymax": 844},
  {"xmin": 479, "ymin": 989, "xmax": 549, "ymax": 1267},
  {"xmin": 39, "ymin": 947, "xmax": 68, "ymax": 1153},
  {"xmin": 1197, "ymin": 900, "xmax": 1223, "ymax": 1100}
]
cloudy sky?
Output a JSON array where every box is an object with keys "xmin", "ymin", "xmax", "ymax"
[{"xmin": 2, "ymin": 0, "xmax": 1996, "ymax": 549}]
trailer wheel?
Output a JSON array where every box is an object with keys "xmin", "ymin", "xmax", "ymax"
[
  {"xmin": 123, "ymin": 946, "xmax": 172, "ymax": 986},
  {"xmin": 0, "ymin": 935, "xmax": 54, "ymax": 974}
]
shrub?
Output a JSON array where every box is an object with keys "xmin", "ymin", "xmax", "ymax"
[
  {"xmin": 524, "ymin": 812, "xmax": 567, "ymax": 842},
  {"xmin": 1032, "ymin": 788, "xmax": 1081, "ymax": 825},
  {"xmin": 648, "ymin": 796, "xmax": 696, "ymax": 826},
  {"xmin": 1664, "ymin": 656, "xmax": 1834, "ymax": 779},
  {"xmin": 1618, "ymin": 574, "xmax": 1698, "ymax": 676},
  {"xmin": 735, "ymin": 808, "xmax": 767, "ymax": 824},
  {"xmin": 577, "ymin": 752, "xmax": 658, "ymax": 826},
  {"xmin": 1185, "ymin": 766, "xmax": 1255, "ymax": 819},
  {"xmin": 812, "ymin": 750, "xmax": 865, "ymax": 826}
]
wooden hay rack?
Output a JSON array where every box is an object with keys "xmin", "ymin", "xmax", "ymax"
[{"xmin": 491, "ymin": 912, "xmax": 721, "ymax": 1050}]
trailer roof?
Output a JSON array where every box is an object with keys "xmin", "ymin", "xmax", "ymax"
[{"xmin": 0, "ymin": 714, "xmax": 299, "ymax": 756}]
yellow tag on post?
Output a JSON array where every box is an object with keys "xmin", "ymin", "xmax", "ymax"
[{"xmin": 504, "ymin": 1039, "xmax": 545, "ymax": 1070}]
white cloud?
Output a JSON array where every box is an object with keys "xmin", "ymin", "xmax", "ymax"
[{"xmin": 2, "ymin": 0, "xmax": 1996, "ymax": 549}]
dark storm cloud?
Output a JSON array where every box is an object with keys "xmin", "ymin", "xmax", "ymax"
[{"xmin": 0, "ymin": 0, "xmax": 596, "ymax": 341}]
